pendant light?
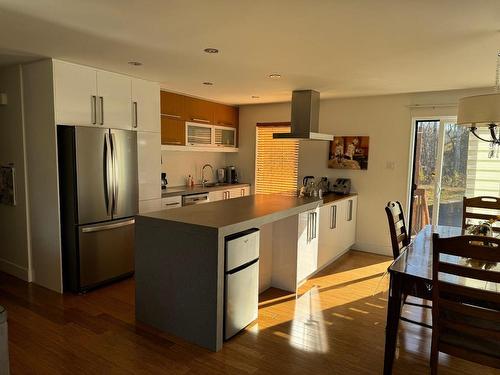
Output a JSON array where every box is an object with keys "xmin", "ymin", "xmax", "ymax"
[{"xmin": 457, "ymin": 53, "xmax": 500, "ymax": 158}]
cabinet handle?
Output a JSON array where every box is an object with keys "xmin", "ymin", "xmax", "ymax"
[
  {"xmin": 164, "ymin": 202, "xmax": 180, "ymax": 206},
  {"xmin": 191, "ymin": 117, "xmax": 210, "ymax": 123},
  {"xmin": 312, "ymin": 212, "xmax": 317, "ymax": 240},
  {"xmin": 331, "ymin": 205, "xmax": 337, "ymax": 229},
  {"xmin": 99, "ymin": 96, "xmax": 104, "ymax": 125},
  {"xmin": 217, "ymin": 121, "xmax": 232, "ymax": 126},
  {"xmin": 91, "ymin": 95, "xmax": 97, "ymax": 124},
  {"xmin": 161, "ymin": 113, "xmax": 181, "ymax": 119},
  {"xmin": 241, "ymin": 188, "xmax": 244, "ymax": 196},
  {"xmin": 133, "ymin": 101, "xmax": 138, "ymax": 128},
  {"xmin": 347, "ymin": 200, "xmax": 353, "ymax": 221}
]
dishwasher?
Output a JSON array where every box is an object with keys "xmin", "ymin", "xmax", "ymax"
[{"xmin": 224, "ymin": 228, "xmax": 260, "ymax": 340}]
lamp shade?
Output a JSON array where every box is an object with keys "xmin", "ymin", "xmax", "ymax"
[{"xmin": 457, "ymin": 92, "xmax": 500, "ymax": 126}]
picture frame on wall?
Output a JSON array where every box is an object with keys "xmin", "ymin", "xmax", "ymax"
[{"xmin": 328, "ymin": 136, "xmax": 369, "ymax": 170}]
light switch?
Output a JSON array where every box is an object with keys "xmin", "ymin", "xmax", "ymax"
[
  {"xmin": 386, "ymin": 161, "xmax": 395, "ymax": 170},
  {"xmin": 0, "ymin": 93, "xmax": 7, "ymax": 105}
]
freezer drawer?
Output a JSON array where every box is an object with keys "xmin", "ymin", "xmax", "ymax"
[
  {"xmin": 225, "ymin": 229, "xmax": 260, "ymax": 272},
  {"xmin": 224, "ymin": 259, "xmax": 259, "ymax": 340},
  {"xmin": 78, "ymin": 218, "xmax": 135, "ymax": 290}
]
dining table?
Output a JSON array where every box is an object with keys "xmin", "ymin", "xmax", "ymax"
[{"xmin": 383, "ymin": 224, "xmax": 500, "ymax": 374}]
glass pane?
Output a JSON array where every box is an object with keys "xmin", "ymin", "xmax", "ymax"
[
  {"xmin": 411, "ymin": 121, "xmax": 439, "ymax": 235},
  {"xmin": 215, "ymin": 128, "xmax": 235, "ymax": 146},
  {"xmin": 437, "ymin": 122, "xmax": 469, "ymax": 227}
]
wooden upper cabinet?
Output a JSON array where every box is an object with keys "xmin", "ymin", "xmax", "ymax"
[
  {"xmin": 160, "ymin": 91, "xmax": 185, "ymax": 120},
  {"xmin": 214, "ymin": 103, "xmax": 239, "ymax": 128},
  {"xmin": 161, "ymin": 117, "xmax": 185, "ymax": 145},
  {"xmin": 184, "ymin": 96, "xmax": 215, "ymax": 125}
]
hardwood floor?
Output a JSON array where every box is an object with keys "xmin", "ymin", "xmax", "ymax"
[{"xmin": 0, "ymin": 250, "xmax": 497, "ymax": 374}]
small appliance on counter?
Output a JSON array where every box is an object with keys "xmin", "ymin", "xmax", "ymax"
[
  {"xmin": 225, "ymin": 166, "xmax": 238, "ymax": 184},
  {"xmin": 161, "ymin": 173, "xmax": 168, "ymax": 190},
  {"xmin": 217, "ymin": 168, "xmax": 226, "ymax": 183},
  {"xmin": 332, "ymin": 178, "xmax": 351, "ymax": 195}
]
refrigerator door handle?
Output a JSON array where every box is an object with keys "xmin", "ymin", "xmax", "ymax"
[
  {"xmin": 81, "ymin": 219, "xmax": 135, "ymax": 233},
  {"xmin": 111, "ymin": 133, "xmax": 119, "ymax": 215},
  {"xmin": 104, "ymin": 132, "xmax": 113, "ymax": 216}
]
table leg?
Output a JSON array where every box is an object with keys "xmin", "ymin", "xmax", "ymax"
[{"xmin": 383, "ymin": 272, "xmax": 403, "ymax": 375}]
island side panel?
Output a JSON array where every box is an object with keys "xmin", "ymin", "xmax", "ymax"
[{"xmin": 135, "ymin": 216, "xmax": 220, "ymax": 351}]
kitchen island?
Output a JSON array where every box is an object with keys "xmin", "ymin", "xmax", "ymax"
[{"xmin": 135, "ymin": 194, "xmax": 322, "ymax": 351}]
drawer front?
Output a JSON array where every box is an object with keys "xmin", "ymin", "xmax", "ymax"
[
  {"xmin": 225, "ymin": 230, "xmax": 260, "ymax": 271},
  {"xmin": 161, "ymin": 196, "xmax": 182, "ymax": 210}
]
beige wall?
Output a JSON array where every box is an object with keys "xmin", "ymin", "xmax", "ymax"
[
  {"xmin": 230, "ymin": 87, "xmax": 490, "ymax": 255},
  {"xmin": 0, "ymin": 65, "xmax": 31, "ymax": 280}
]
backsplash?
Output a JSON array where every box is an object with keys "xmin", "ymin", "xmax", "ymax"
[{"xmin": 161, "ymin": 150, "xmax": 228, "ymax": 187}]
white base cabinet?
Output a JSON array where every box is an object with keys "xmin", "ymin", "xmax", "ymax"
[
  {"xmin": 296, "ymin": 207, "xmax": 319, "ymax": 283},
  {"xmin": 318, "ymin": 196, "xmax": 357, "ymax": 270},
  {"xmin": 208, "ymin": 186, "xmax": 250, "ymax": 202},
  {"xmin": 139, "ymin": 199, "xmax": 162, "ymax": 214}
]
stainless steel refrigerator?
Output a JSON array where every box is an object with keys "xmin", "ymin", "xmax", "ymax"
[{"xmin": 58, "ymin": 125, "xmax": 138, "ymax": 293}]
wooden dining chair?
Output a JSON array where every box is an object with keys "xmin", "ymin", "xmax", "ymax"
[
  {"xmin": 431, "ymin": 234, "xmax": 500, "ymax": 374},
  {"xmin": 385, "ymin": 201, "xmax": 432, "ymax": 328},
  {"xmin": 385, "ymin": 201, "xmax": 410, "ymax": 259},
  {"xmin": 462, "ymin": 196, "xmax": 500, "ymax": 233}
]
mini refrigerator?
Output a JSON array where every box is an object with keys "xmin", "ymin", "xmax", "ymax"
[{"xmin": 224, "ymin": 229, "xmax": 260, "ymax": 340}]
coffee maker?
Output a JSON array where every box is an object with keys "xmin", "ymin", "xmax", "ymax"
[{"xmin": 225, "ymin": 166, "xmax": 238, "ymax": 184}]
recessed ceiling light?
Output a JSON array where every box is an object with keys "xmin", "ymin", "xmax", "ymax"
[
  {"xmin": 128, "ymin": 61, "xmax": 142, "ymax": 66},
  {"xmin": 204, "ymin": 48, "xmax": 219, "ymax": 54},
  {"xmin": 268, "ymin": 73, "xmax": 281, "ymax": 79},
  {"xmin": 203, "ymin": 82, "xmax": 213, "ymax": 85},
  {"xmin": 251, "ymin": 95, "xmax": 260, "ymax": 99}
]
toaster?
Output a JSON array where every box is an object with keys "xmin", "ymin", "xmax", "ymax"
[{"xmin": 332, "ymin": 178, "xmax": 351, "ymax": 195}]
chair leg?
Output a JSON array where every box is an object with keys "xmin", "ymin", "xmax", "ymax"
[{"xmin": 430, "ymin": 339, "xmax": 439, "ymax": 375}]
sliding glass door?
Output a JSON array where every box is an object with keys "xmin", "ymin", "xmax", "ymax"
[{"xmin": 409, "ymin": 117, "xmax": 469, "ymax": 235}]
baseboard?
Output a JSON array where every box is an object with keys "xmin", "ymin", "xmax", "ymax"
[
  {"xmin": 352, "ymin": 242, "xmax": 393, "ymax": 257},
  {"xmin": 0, "ymin": 257, "xmax": 29, "ymax": 281}
]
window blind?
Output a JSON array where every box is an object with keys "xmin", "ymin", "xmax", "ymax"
[{"xmin": 255, "ymin": 125, "xmax": 299, "ymax": 196}]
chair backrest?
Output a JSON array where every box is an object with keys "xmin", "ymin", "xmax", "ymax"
[
  {"xmin": 432, "ymin": 234, "xmax": 500, "ymax": 368},
  {"xmin": 385, "ymin": 201, "xmax": 409, "ymax": 259},
  {"xmin": 462, "ymin": 196, "xmax": 500, "ymax": 233}
]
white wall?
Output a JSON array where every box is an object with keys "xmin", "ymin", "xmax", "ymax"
[
  {"xmin": 0, "ymin": 65, "xmax": 31, "ymax": 280},
  {"xmin": 161, "ymin": 150, "xmax": 228, "ymax": 187},
  {"xmin": 231, "ymin": 87, "xmax": 490, "ymax": 256}
]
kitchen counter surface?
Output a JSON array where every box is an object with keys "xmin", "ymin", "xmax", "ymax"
[
  {"xmin": 141, "ymin": 193, "xmax": 320, "ymax": 230},
  {"xmin": 161, "ymin": 183, "xmax": 250, "ymax": 198}
]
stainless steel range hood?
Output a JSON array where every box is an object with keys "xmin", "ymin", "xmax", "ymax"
[{"xmin": 273, "ymin": 90, "xmax": 333, "ymax": 141}]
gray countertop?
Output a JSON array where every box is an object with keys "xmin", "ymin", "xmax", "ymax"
[
  {"xmin": 161, "ymin": 183, "xmax": 250, "ymax": 198},
  {"xmin": 140, "ymin": 193, "xmax": 321, "ymax": 229}
]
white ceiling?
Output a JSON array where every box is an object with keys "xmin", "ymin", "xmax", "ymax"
[{"xmin": 0, "ymin": 0, "xmax": 499, "ymax": 105}]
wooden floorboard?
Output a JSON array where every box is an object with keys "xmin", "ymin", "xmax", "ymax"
[{"xmin": 0, "ymin": 250, "xmax": 497, "ymax": 374}]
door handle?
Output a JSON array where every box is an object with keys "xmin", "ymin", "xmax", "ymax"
[
  {"xmin": 81, "ymin": 219, "xmax": 135, "ymax": 233},
  {"xmin": 347, "ymin": 200, "xmax": 353, "ymax": 221},
  {"xmin": 133, "ymin": 101, "xmax": 138, "ymax": 128},
  {"xmin": 191, "ymin": 117, "xmax": 210, "ymax": 123},
  {"xmin": 104, "ymin": 133, "xmax": 113, "ymax": 216},
  {"xmin": 111, "ymin": 133, "xmax": 119, "ymax": 214},
  {"xmin": 91, "ymin": 95, "xmax": 97, "ymax": 124},
  {"xmin": 99, "ymin": 96, "xmax": 104, "ymax": 125},
  {"xmin": 330, "ymin": 205, "xmax": 337, "ymax": 229}
]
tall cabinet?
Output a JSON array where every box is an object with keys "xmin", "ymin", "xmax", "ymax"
[{"xmin": 21, "ymin": 59, "xmax": 161, "ymax": 293}]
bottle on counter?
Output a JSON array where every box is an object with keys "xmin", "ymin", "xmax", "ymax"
[{"xmin": 187, "ymin": 175, "xmax": 193, "ymax": 187}]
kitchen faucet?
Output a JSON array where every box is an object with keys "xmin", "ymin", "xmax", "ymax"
[{"xmin": 201, "ymin": 164, "xmax": 214, "ymax": 187}]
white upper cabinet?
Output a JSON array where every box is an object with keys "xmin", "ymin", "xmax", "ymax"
[
  {"xmin": 131, "ymin": 78, "xmax": 160, "ymax": 132},
  {"xmin": 53, "ymin": 60, "xmax": 149, "ymax": 130},
  {"xmin": 53, "ymin": 60, "xmax": 97, "ymax": 126},
  {"xmin": 96, "ymin": 70, "xmax": 132, "ymax": 129}
]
